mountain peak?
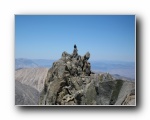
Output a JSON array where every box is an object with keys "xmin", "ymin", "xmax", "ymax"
[{"xmin": 39, "ymin": 45, "xmax": 135, "ymax": 105}]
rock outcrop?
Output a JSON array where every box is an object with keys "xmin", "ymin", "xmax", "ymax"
[{"xmin": 39, "ymin": 45, "xmax": 135, "ymax": 105}]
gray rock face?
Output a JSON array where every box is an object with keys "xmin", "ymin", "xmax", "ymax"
[
  {"xmin": 115, "ymin": 81, "xmax": 135, "ymax": 105},
  {"xmin": 15, "ymin": 81, "xmax": 39, "ymax": 105},
  {"xmin": 39, "ymin": 45, "xmax": 135, "ymax": 105}
]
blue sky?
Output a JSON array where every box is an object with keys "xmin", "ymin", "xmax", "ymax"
[{"xmin": 15, "ymin": 15, "xmax": 135, "ymax": 62}]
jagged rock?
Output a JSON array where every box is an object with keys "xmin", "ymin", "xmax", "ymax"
[
  {"xmin": 39, "ymin": 45, "xmax": 135, "ymax": 105},
  {"xmin": 84, "ymin": 52, "xmax": 90, "ymax": 60}
]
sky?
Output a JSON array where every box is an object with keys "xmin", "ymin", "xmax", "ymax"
[{"xmin": 15, "ymin": 15, "xmax": 135, "ymax": 62}]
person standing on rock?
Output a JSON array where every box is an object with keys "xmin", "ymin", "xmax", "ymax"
[{"xmin": 72, "ymin": 44, "xmax": 78, "ymax": 58}]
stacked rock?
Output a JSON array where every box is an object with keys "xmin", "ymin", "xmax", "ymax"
[
  {"xmin": 61, "ymin": 44, "xmax": 91, "ymax": 77},
  {"xmin": 39, "ymin": 45, "xmax": 93, "ymax": 105}
]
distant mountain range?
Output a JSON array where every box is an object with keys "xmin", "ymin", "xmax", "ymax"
[
  {"xmin": 15, "ymin": 58, "xmax": 55, "ymax": 70},
  {"xmin": 15, "ymin": 58, "xmax": 135, "ymax": 80},
  {"xmin": 90, "ymin": 61, "xmax": 135, "ymax": 80},
  {"xmin": 15, "ymin": 58, "xmax": 38, "ymax": 69}
]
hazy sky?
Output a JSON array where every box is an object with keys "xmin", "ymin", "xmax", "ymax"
[{"xmin": 15, "ymin": 15, "xmax": 135, "ymax": 62}]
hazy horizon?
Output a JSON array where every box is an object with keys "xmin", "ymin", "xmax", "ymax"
[
  {"xmin": 15, "ymin": 58, "xmax": 135, "ymax": 79},
  {"xmin": 15, "ymin": 57, "xmax": 135, "ymax": 63}
]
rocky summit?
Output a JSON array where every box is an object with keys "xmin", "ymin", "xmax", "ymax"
[{"xmin": 39, "ymin": 45, "xmax": 135, "ymax": 105}]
